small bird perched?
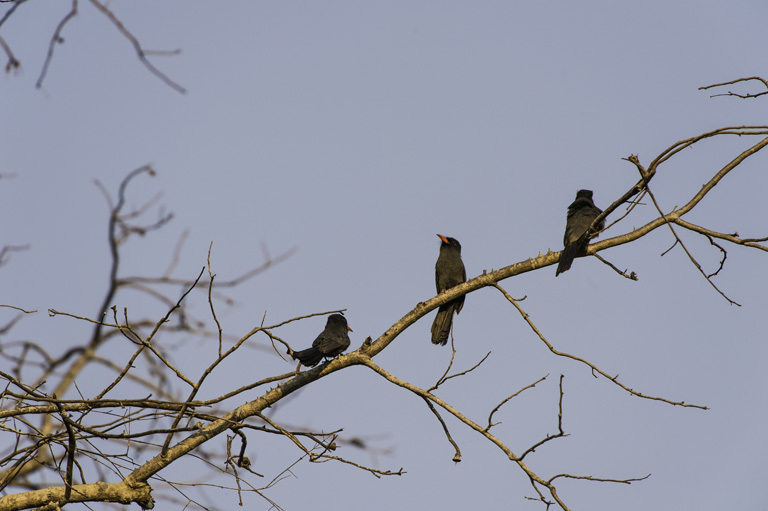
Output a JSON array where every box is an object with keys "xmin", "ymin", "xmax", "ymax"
[
  {"xmin": 290, "ymin": 314, "xmax": 352, "ymax": 367},
  {"xmin": 431, "ymin": 234, "xmax": 466, "ymax": 346},
  {"xmin": 556, "ymin": 189, "xmax": 605, "ymax": 276}
]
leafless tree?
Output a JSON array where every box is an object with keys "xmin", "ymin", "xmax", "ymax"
[
  {"xmin": 0, "ymin": 1, "xmax": 185, "ymax": 93},
  {"xmin": 1, "ymin": 71, "xmax": 767, "ymax": 509}
]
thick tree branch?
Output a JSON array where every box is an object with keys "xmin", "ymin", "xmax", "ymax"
[{"xmin": 0, "ymin": 480, "xmax": 154, "ymax": 511}]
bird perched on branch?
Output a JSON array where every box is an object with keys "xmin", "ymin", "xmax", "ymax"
[
  {"xmin": 290, "ymin": 314, "xmax": 352, "ymax": 367},
  {"xmin": 431, "ymin": 234, "xmax": 466, "ymax": 345},
  {"xmin": 556, "ymin": 189, "xmax": 604, "ymax": 276}
]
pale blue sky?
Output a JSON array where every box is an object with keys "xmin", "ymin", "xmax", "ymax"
[{"xmin": 2, "ymin": 2, "xmax": 767, "ymax": 510}]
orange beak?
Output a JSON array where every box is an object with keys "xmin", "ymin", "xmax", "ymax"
[
  {"xmin": 436, "ymin": 234, "xmax": 449, "ymax": 244},
  {"xmin": 347, "ymin": 326, "xmax": 354, "ymax": 332}
]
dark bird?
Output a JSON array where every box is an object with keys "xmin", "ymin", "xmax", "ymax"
[
  {"xmin": 431, "ymin": 234, "xmax": 466, "ymax": 346},
  {"xmin": 290, "ymin": 314, "xmax": 352, "ymax": 367},
  {"xmin": 556, "ymin": 189, "xmax": 604, "ymax": 276}
]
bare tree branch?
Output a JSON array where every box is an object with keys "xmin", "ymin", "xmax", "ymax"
[
  {"xmin": 492, "ymin": 283, "xmax": 708, "ymax": 409},
  {"xmin": 88, "ymin": 0, "xmax": 186, "ymax": 93},
  {"xmin": 699, "ymin": 76, "xmax": 768, "ymax": 99},
  {"xmin": 35, "ymin": 0, "xmax": 77, "ymax": 89},
  {"xmin": 486, "ymin": 374, "xmax": 548, "ymax": 432}
]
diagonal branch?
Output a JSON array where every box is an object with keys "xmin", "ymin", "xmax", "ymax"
[
  {"xmin": 643, "ymin": 185, "xmax": 740, "ymax": 305},
  {"xmin": 492, "ymin": 284, "xmax": 708, "ymax": 409},
  {"xmin": 486, "ymin": 374, "xmax": 548, "ymax": 432},
  {"xmin": 359, "ymin": 131, "xmax": 768, "ymax": 366},
  {"xmin": 88, "ymin": 0, "xmax": 186, "ymax": 93},
  {"xmin": 422, "ymin": 397, "xmax": 461, "ymax": 462},
  {"xmin": 428, "ymin": 351, "xmax": 491, "ymax": 392}
]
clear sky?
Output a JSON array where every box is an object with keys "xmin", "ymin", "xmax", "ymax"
[{"xmin": 1, "ymin": 2, "xmax": 767, "ymax": 510}]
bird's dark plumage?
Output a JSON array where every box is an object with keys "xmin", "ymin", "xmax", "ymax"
[
  {"xmin": 290, "ymin": 314, "xmax": 352, "ymax": 367},
  {"xmin": 556, "ymin": 189, "xmax": 604, "ymax": 276},
  {"xmin": 431, "ymin": 234, "xmax": 466, "ymax": 345}
]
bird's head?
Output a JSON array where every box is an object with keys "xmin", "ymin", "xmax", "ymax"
[
  {"xmin": 436, "ymin": 234, "xmax": 462, "ymax": 251},
  {"xmin": 327, "ymin": 313, "xmax": 353, "ymax": 332}
]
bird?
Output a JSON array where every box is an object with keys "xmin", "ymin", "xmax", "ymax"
[
  {"xmin": 556, "ymin": 189, "xmax": 604, "ymax": 276},
  {"xmin": 431, "ymin": 234, "xmax": 466, "ymax": 345},
  {"xmin": 290, "ymin": 314, "xmax": 352, "ymax": 367}
]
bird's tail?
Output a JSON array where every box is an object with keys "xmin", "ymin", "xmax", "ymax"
[
  {"xmin": 289, "ymin": 347, "xmax": 323, "ymax": 367},
  {"xmin": 556, "ymin": 241, "xmax": 582, "ymax": 276},
  {"xmin": 431, "ymin": 303, "xmax": 456, "ymax": 346}
]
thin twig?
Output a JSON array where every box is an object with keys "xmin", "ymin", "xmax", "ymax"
[
  {"xmin": 206, "ymin": 242, "xmax": 224, "ymax": 357},
  {"xmin": 486, "ymin": 375, "xmax": 548, "ymax": 431},
  {"xmin": 429, "ymin": 351, "xmax": 491, "ymax": 392},
  {"xmin": 88, "ymin": 0, "xmax": 186, "ymax": 93},
  {"xmin": 518, "ymin": 375, "xmax": 568, "ymax": 460},
  {"xmin": 492, "ymin": 284, "xmax": 708, "ymax": 409},
  {"xmin": 423, "ymin": 397, "xmax": 461, "ymax": 462},
  {"xmin": 699, "ymin": 76, "xmax": 768, "ymax": 99},
  {"xmin": 593, "ymin": 253, "xmax": 638, "ymax": 280},
  {"xmin": 36, "ymin": 0, "xmax": 77, "ymax": 89},
  {"xmin": 643, "ymin": 185, "xmax": 740, "ymax": 306}
]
